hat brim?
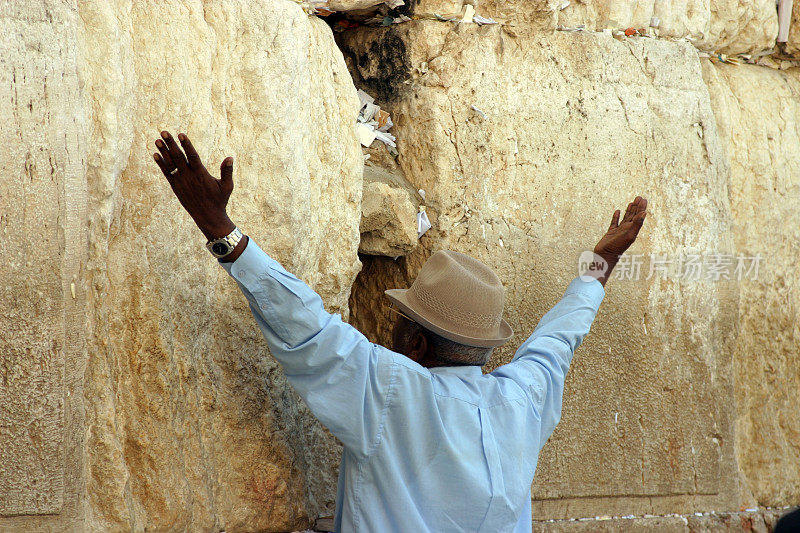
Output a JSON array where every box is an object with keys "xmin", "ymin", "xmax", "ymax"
[{"xmin": 384, "ymin": 288, "xmax": 513, "ymax": 348}]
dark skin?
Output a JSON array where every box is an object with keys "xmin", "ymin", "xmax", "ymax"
[
  {"xmin": 152, "ymin": 131, "xmax": 648, "ymax": 367},
  {"xmin": 390, "ymin": 316, "xmax": 440, "ymax": 368},
  {"xmin": 152, "ymin": 130, "xmax": 247, "ymax": 262}
]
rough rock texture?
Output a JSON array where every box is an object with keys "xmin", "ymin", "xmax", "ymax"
[
  {"xmin": 556, "ymin": 0, "xmax": 778, "ymax": 54},
  {"xmin": 327, "ymin": 0, "xmax": 384, "ymax": 11},
  {"xmin": 0, "ymin": 2, "xmax": 87, "ymax": 527},
  {"xmin": 1, "ymin": 0, "xmax": 363, "ymax": 531},
  {"xmin": 359, "ymin": 164, "xmax": 420, "ymax": 256},
  {"xmin": 342, "ymin": 21, "xmax": 743, "ymax": 519},
  {"xmin": 702, "ymin": 62, "xmax": 800, "ymax": 508},
  {"xmin": 3, "ymin": 0, "xmax": 800, "ymax": 531},
  {"xmin": 401, "ymin": 0, "xmax": 777, "ymax": 53},
  {"xmin": 408, "ymin": 0, "xmax": 560, "ymax": 31},
  {"xmin": 532, "ymin": 509, "xmax": 786, "ymax": 532}
]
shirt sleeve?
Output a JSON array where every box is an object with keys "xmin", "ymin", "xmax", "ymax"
[
  {"xmin": 490, "ymin": 277, "xmax": 605, "ymax": 451},
  {"xmin": 219, "ymin": 237, "xmax": 396, "ymax": 458}
]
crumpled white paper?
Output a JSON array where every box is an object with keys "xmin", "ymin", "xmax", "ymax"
[{"xmin": 417, "ymin": 210, "xmax": 432, "ymax": 238}]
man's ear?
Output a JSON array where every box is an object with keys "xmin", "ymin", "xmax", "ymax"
[{"xmin": 408, "ymin": 331, "xmax": 429, "ymax": 363}]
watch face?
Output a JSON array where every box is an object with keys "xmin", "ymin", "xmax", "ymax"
[{"xmin": 212, "ymin": 242, "xmax": 229, "ymax": 256}]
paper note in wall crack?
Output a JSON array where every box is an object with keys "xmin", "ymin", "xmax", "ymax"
[
  {"xmin": 357, "ymin": 123, "xmax": 377, "ymax": 147},
  {"xmin": 417, "ymin": 210, "xmax": 432, "ymax": 238},
  {"xmin": 357, "ymin": 89, "xmax": 375, "ymax": 107},
  {"xmin": 473, "ymin": 15, "xmax": 498, "ymax": 25},
  {"xmin": 461, "ymin": 4, "xmax": 475, "ymax": 23}
]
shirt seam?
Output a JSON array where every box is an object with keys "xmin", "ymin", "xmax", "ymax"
[
  {"xmin": 432, "ymin": 390, "xmax": 528, "ymax": 409},
  {"xmin": 563, "ymin": 287, "xmax": 603, "ymax": 300},
  {"xmin": 247, "ymin": 267, "xmax": 294, "ymax": 340},
  {"xmin": 354, "ymin": 457, "xmax": 363, "ymax": 532},
  {"xmin": 365, "ymin": 360, "xmax": 400, "ymax": 459}
]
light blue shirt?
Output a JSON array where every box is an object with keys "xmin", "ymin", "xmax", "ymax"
[{"xmin": 220, "ymin": 238, "xmax": 605, "ymax": 532}]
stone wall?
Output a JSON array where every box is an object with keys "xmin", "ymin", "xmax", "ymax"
[
  {"xmin": 702, "ymin": 62, "xmax": 800, "ymax": 508},
  {"xmin": 2, "ymin": 0, "xmax": 362, "ymax": 530},
  {"xmin": 1, "ymin": 0, "xmax": 799, "ymax": 531},
  {"xmin": 397, "ymin": 0, "xmax": 777, "ymax": 53},
  {"xmin": 339, "ymin": 4, "xmax": 800, "ymax": 529},
  {"xmin": 0, "ymin": 2, "xmax": 87, "ymax": 527},
  {"xmin": 340, "ymin": 21, "xmax": 743, "ymax": 519}
]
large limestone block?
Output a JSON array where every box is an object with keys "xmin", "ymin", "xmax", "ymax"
[
  {"xmin": 342, "ymin": 22, "xmax": 742, "ymax": 518},
  {"xmin": 557, "ymin": 0, "xmax": 778, "ymax": 55},
  {"xmin": 0, "ymin": 2, "xmax": 87, "ymax": 527},
  {"xmin": 400, "ymin": 0, "xmax": 777, "ymax": 54},
  {"xmin": 327, "ymin": 0, "xmax": 384, "ymax": 11},
  {"xmin": 531, "ymin": 508, "xmax": 785, "ymax": 531},
  {"xmin": 360, "ymin": 164, "xmax": 420, "ymax": 256},
  {"xmin": 77, "ymin": 1, "xmax": 363, "ymax": 530},
  {"xmin": 702, "ymin": 61, "xmax": 800, "ymax": 508},
  {"xmin": 1, "ymin": 0, "xmax": 363, "ymax": 531},
  {"xmin": 410, "ymin": 0, "xmax": 560, "ymax": 31}
]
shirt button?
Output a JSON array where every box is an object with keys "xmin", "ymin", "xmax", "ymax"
[{"xmin": 238, "ymin": 269, "xmax": 249, "ymax": 279}]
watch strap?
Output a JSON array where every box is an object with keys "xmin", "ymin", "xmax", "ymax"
[{"xmin": 206, "ymin": 226, "xmax": 244, "ymax": 258}]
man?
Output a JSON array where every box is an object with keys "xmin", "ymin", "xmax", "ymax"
[
  {"xmin": 775, "ymin": 507, "xmax": 800, "ymax": 532},
  {"xmin": 152, "ymin": 131, "xmax": 647, "ymax": 532}
]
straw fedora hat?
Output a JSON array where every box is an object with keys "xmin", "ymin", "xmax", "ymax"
[{"xmin": 385, "ymin": 250, "xmax": 513, "ymax": 348}]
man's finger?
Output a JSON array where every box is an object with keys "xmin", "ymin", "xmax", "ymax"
[
  {"xmin": 220, "ymin": 157, "xmax": 234, "ymax": 195},
  {"xmin": 153, "ymin": 153, "xmax": 177, "ymax": 186},
  {"xmin": 178, "ymin": 133, "xmax": 203, "ymax": 168},
  {"xmin": 153, "ymin": 152, "xmax": 169, "ymax": 177},
  {"xmin": 160, "ymin": 131, "xmax": 189, "ymax": 172},
  {"xmin": 155, "ymin": 138, "xmax": 175, "ymax": 169},
  {"xmin": 623, "ymin": 201, "xmax": 635, "ymax": 222},
  {"xmin": 608, "ymin": 209, "xmax": 620, "ymax": 230}
]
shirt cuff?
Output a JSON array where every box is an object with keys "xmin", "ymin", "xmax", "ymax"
[
  {"xmin": 217, "ymin": 237, "xmax": 280, "ymax": 292},
  {"xmin": 563, "ymin": 276, "xmax": 605, "ymax": 307}
]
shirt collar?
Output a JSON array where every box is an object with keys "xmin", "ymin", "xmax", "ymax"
[{"xmin": 428, "ymin": 365, "xmax": 483, "ymax": 379}]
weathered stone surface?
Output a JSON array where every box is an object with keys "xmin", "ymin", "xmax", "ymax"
[
  {"xmin": 400, "ymin": 0, "xmax": 777, "ymax": 54},
  {"xmin": 360, "ymin": 164, "xmax": 420, "ymax": 256},
  {"xmin": 3, "ymin": 0, "xmax": 800, "ymax": 531},
  {"xmin": 1, "ymin": 0, "xmax": 363, "ymax": 531},
  {"xmin": 409, "ymin": 0, "xmax": 559, "ymax": 31},
  {"xmin": 557, "ymin": 0, "xmax": 778, "ymax": 54},
  {"xmin": 327, "ymin": 0, "xmax": 384, "ymax": 12},
  {"xmin": 78, "ymin": 1, "xmax": 363, "ymax": 530},
  {"xmin": 532, "ymin": 509, "xmax": 785, "ymax": 532},
  {"xmin": 0, "ymin": 2, "xmax": 87, "ymax": 526},
  {"xmin": 342, "ymin": 22, "xmax": 743, "ymax": 519},
  {"xmin": 702, "ymin": 62, "xmax": 800, "ymax": 509}
]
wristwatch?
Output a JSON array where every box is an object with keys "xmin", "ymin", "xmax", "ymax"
[{"xmin": 206, "ymin": 226, "xmax": 244, "ymax": 258}]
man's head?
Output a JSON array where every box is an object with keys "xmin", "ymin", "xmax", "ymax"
[
  {"xmin": 391, "ymin": 314, "xmax": 494, "ymax": 367},
  {"xmin": 384, "ymin": 249, "xmax": 512, "ymax": 368}
]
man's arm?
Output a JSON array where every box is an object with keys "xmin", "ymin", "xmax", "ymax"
[
  {"xmin": 491, "ymin": 197, "xmax": 648, "ymax": 450},
  {"xmin": 151, "ymin": 131, "xmax": 395, "ymax": 457},
  {"xmin": 492, "ymin": 278, "xmax": 604, "ymax": 450},
  {"xmin": 218, "ymin": 236, "xmax": 395, "ymax": 457}
]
